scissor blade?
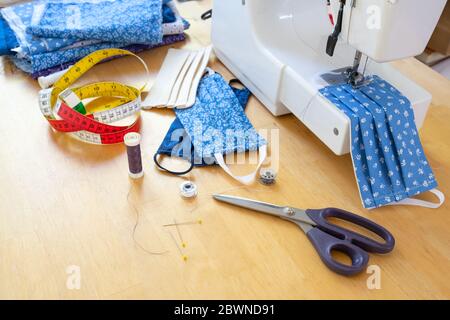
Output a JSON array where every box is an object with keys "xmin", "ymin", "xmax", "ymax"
[
  {"xmin": 213, "ymin": 194, "xmax": 317, "ymax": 228},
  {"xmin": 213, "ymin": 194, "xmax": 285, "ymax": 218}
]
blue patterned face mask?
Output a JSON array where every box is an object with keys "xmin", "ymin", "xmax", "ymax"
[
  {"xmin": 154, "ymin": 72, "xmax": 267, "ymax": 184},
  {"xmin": 320, "ymin": 76, "xmax": 444, "ymax": 209}
]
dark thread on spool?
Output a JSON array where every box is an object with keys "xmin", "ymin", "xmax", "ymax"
[
  {"xmin": 127, "ymin": 144, "xmax": 143, "ymax": 174},
  {"xmin": 124, "ymin": 133, "xmax": 143, "ymax": 179}
]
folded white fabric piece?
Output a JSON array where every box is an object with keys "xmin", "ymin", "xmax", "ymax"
[
  {"xmin": 142, "ymin": 46, "xmax": 212, "ymax": 109},
  {"xmin": 174, "ymin": 48, "xmax": 205, "ymax": 108},
  {"xmin": 185, "ymin": 45, "xmax": 212, "ymax": 109},
  {"xmin": 167, "ymin": 51, "xmax": 196, "ymax": 107},
  {"xmin": 142, "ymin": 48, "xmax": 190, "ymax": 108}
]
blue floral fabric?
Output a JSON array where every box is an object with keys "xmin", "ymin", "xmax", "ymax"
[
  {"xmin": 161, "ymin": 0, "xmax": 189, "ymax": 36},
  {"xmin": 175, "ymin": 73, "xmax": 266, "ymax": 162},
  {"xmin": 1, "ymin": 1, "xmax": 76, "ymax": 56},
  {"xmin": 2, "ymin": 0, "xmax": 189, "ymax": 73},
  {"xmin": 26, "ymin": 0, "xmax": 163, "ymax": 45},
  {"xmin": 162, "ymin": 2, "xmax": 176, "ymax": 23},
  {"xmin": 12, "ymin": 34, "xmax": 185, "ymax": 74},
  {"xmin": 320, "ymin": 76, "xmax": 437, "ymax": 208},
  {"xmin": 12, "ymin": 41, "xmax": 127, "ymax": 73}
]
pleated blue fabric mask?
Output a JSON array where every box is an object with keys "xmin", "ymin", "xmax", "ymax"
[
  {"xmin": 155, "ymin": 71, "xmax": 267, "ymax": 184},
  {"xmin": 320, "ymin": 76, "xmax": 444, "ymax": 209}
]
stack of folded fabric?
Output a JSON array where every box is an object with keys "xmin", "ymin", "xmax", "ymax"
[{"xmin": 0, "ymin": 0, "xmax": 189, "ymax": 78}]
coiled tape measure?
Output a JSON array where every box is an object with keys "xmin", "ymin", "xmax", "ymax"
[{"xmin": 38, "ymin": 48, "xmax": 149, "ymax": 145}]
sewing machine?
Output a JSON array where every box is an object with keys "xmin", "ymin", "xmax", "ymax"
[{"xmin": 212, "ymin": 0, "xmax": 448, "ymax": 155}]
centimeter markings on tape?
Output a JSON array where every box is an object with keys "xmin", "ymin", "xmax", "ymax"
[
  {"xmin": 38, "ymin": 48, "xmax": 149, "ymax": 145},
  {"xmin": 92, "ymin": 97, "xmax": 141, "ymax": 124},
  {"xmin": 40, "ymin": 84, "xmax": 141, "ymax": 122},
  {"xmin": 39, "ymin": 85, "xmax": 141, "ymax": 144},
  {"xmin": 72, "ymin": 117, "xmax": 141, "ymax": 145}
]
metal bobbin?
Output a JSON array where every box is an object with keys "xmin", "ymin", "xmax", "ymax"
[
  {"xmin": 124, "ymin": 132, "xmax": 144, "ymax": 179},
  {"xmin": 179, "ymin": 181, "xmax": 198, "ymax": 198},
  {"xmin": 259, "ymin": 168, "xmax": 277, "ymax": 185}
]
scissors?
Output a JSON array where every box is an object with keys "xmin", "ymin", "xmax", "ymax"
[{"xmin": 213, "ymin": 195, "xmax": 395, "ymax": 276}]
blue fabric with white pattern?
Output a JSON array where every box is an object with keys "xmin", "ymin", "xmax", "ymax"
[
  {"xmin": 1, "ymin": 0, "xmax": 189, "ymax": 73},
  {"xmin": 0, "ymin": 16, "xmax": 18, "ymax": 55},
  {"xmin": 1, "ymin": 1, "xmax": 75, "ymax": 56},
  {"xmin": 320, "ymin": 76, "xmax": 437, "ymax": 209},
  {"xmin": 157, "ymin": 83, "xmax": 252, "ymax": 166},
  {"xmin": 11, "ymin": 41, "xmax": 129, "ymax": 73},
  {"xmin": 26, "ymin": 0, "xmax": 163, "ymax": 45},
  {"xmin": 0, "ymin": 0, "xmax": 184, "ymax": 57},
  {"xmin": 175, "ymin": 73, "xmax": 266, "ymax": 164}
]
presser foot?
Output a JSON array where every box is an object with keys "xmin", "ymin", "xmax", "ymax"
[{"xmin": 319, "ymin": 67, "xmax": 373, "ymax": 88}]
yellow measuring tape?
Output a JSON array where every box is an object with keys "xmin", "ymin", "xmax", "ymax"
[{"xmin": 38, "ymin": 48, "xmax": 149, "ymax": 145}]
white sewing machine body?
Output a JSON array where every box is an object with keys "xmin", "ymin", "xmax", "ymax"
[{"xmin": 212, "ymin": 0, "xmax": 447, "ymax": 155}]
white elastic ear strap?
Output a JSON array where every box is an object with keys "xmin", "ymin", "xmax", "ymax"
[
  {"xmin": 387, "ymin": 189, "xmax": 445, "ymax": 209},
  {"xmin": 214, "ymin": 145, "xmax": 267, "ymax": 185}
]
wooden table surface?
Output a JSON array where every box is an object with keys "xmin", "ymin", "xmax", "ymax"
[{"xmin": 0, "ymin": 0, "xmax": 449, "ymax": 300}]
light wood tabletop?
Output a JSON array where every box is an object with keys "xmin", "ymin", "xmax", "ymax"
[{"xmin": 0, "ymin": 0, "xmax": 449, "ymax": 300}]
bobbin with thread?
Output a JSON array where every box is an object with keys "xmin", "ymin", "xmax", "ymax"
[
  {"xmin": 259, "ymin": 168, "xmax": 277, "ymax": 185},
  {"xmin": 124, "ymin": 132, "xmax": 144, "ymax": 179}
]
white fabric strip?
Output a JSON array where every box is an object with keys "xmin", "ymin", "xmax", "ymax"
[
  {"xmin": 214, "ymin": 145, "xmax": 267, "ymax": 185},
  {"xmin": 1, "ymin": 6, "xmax": 29, "ymax": 52},
  {"xmin": 386, "ymin": 189, "xmax": 445, "ymax": 209},
  {"xmin": 142, "ymin": 48, "xmax": 190, "ymax": 108},
  {"xmin": 167, "ymin": 51, "xmax": 196, "ymax": 107},
  {"xmin": 174, "ymin": 48, "xmax": 205, "ymax": 107},
  {"xmin": 185, "ymin": 45, "xmax": 212, "ymax": 108}
]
